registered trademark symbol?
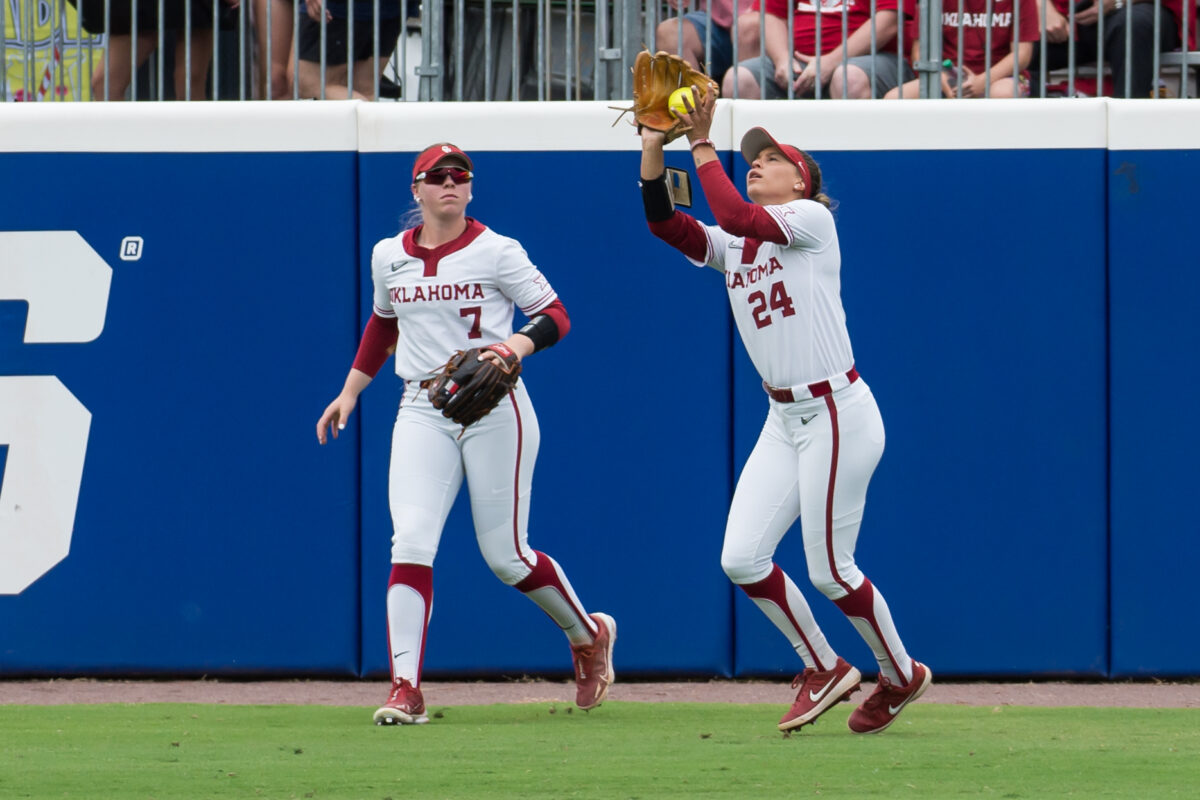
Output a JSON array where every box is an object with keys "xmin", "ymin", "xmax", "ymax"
[{"xmin": 119, "ymin": 236, "xmax": 144, "ymax": 261}]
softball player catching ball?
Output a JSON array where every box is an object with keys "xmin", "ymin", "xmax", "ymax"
[
  {"xmin": 638, "ymin": 92, "xmax": 929, "ymax": 734},
  {"xmin": 317, "ymin": 143, "xmax": 616, "ymax": 725}
]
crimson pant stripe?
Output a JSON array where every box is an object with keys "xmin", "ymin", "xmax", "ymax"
[
  {"xmin": 823, "ymin": 394, "xmax": 854, "ymax": 595},
  {"xmin": 740, "ymin": 564, "xmax": 827, "ymax": 671},
  {"xmin": 509, "ymin": 391, "xmax": 535, "ymax": 571},
  {"xmin": 833, "ymin": 578, "xmax": 906, "ymax": 685}
]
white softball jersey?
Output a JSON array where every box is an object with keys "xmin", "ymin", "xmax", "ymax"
[
  {"xmin": 370, "ymin": 220, "xmax": 558, "ymax": 381},
  {"xmin": 692, "ymin": 199, "xmax": 854, "ymax": 390}
]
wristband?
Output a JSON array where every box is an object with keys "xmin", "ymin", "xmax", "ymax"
[
  {"xmin": 640, "ymin": 172, "xmax": 675, "ymax": 222},
  {"xmin": 690, "ymin": 138, "xmax": 715, "ymax": 152},
  {"xmin": 516, "ymin": 313, "xmax": 560, "ymax": 353}
]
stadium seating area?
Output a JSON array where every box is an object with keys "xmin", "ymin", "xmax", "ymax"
[{"xmin": 2, "ymin": 0, "xmax": 1197, "ymax": 101}]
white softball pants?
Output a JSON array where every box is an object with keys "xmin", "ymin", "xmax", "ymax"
[
  {"xmin": 383, "ymin": 378, "xmax": 598, "ymax": 685},
  {"xmin": 722, "ymin": 378, "xmax": 884, "ymax": 594},
  {"xmin": 722, "ymin": 378, "xmax": 914, "ymax": 683},
  {"xmin": 388, "ymin": 378, "xmax": 539, "ymax": 584}
]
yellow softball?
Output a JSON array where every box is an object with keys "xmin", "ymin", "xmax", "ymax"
[{"xmin": 668, "ymin": 86, "xmax": 697, "ymax": 118}]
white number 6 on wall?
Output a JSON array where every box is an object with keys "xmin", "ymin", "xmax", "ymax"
[{"xmin": 0, "ymin": 232, "xmax": 113, "ymax": 595}]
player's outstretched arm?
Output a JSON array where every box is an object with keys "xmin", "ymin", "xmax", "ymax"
[
  {"xmin": 316, "ymin": 369, "xmax": 372, "ymax": 444},
  {"xmin": 640, "ymin": 124, "xmax": 709, "ymax": 261},
  {"xmin": 640, "ymin": 126, "xmax": 667, "ymax": 180}
]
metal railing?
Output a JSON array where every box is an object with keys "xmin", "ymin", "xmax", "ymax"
[{"xmin": 1, "ymin": 0, "xmax": 1196, "ymax": 101}]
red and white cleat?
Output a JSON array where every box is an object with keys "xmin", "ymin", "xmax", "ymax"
[
  {"xmin": 571, "ymin": 612, "xmax": 617, "ymax": 710},
  {"xmin": 373, "ymin": 677, "xmax": 429, "ymax": 725},
  {"xmin": 847, "ymin": 660, "xmax": 932, "ymax": 734},
  {"xmin": 778, "ymin": 657, "xmax": 862, "ymax": 731}
]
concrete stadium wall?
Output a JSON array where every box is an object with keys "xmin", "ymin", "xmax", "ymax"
[{"xmin": 0, "ymin": 100, "xmax": 1195, "ymax": 679}]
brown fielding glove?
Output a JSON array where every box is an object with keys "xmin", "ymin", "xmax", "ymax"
[
  {"xmin": 428, "ymin": 343, "xmax": 522, "ymax": 428},
  {"xmin": 629, "ymin": 50, "xmax": 718, "ymax": 143}
]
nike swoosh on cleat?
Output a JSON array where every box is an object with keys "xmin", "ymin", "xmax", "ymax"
[
  {"xmin": 887, "ymin": 703, "xmax": 905, "ymax": 715},
  {"xmin": 808, "ymin": 682, "xmax": 836, "ymax": 703}
]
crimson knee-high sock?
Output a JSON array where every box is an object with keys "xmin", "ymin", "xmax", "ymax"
[
  {"xmin": 513, "ymin": 551, "xmax": 597, "ymax": 645},
  {"xmin": 833, "ymin": 577, "xmax": 913, "ymax": 685},
  {"xmin": 387, "ymin": 564, "xmax": 432, "ymax": 688},
  {"xmin": 740, "ymin": 564, "xmax": 836, "ymax": 671}
]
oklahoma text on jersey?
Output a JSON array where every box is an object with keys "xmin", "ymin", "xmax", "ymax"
[
  {"xmin": 389, "ymin": 283, "xmax": 485, "ymax": 304},
  {"xmin": 726, "ymin": 257, "xmax": 784, "ymax": 289}
]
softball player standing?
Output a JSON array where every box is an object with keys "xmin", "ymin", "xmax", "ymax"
[
  {"xmin": 317, "ymin": 143, "xmax": 616, "ymax": 725},
  {"xmin": 638, "ymin": 94, "xmax": 929, "ymax": 734}
]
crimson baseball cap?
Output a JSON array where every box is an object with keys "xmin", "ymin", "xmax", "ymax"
[
  {"xmin": 740, "ymin": 127, "xmax": 811, "ymax": 198},
  {"xmin": 412, "ymin": 143, "xmax": 474, "ymax": 182}
]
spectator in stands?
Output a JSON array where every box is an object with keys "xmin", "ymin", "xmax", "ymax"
[
  {"xmin": 722, "ymin": 0, "xmax": 911, "ymax": 99},
  {"xmin": 70, "ymin": 0, "xmax": 239, "ymax": 100},
  {"xmin": 254, "ymin": 0, "xmax": 298, "ymax": 99},
  {"xmin": 1028, "ymin": 0, "xmax": 1191, "ymax": 97},
  {"xmin": 297, "ymin": 0, "xmax": 401, "ymax": 99},
  {"xmin": 655, "ymin": 0, "xmax": 759, "ymax": 83},
  {"xmin": 886, "ymin": 0, "xmax": 1039, "ymax": 98}
]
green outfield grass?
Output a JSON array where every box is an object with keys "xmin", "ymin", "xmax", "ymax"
[{"xmin": 0, "ymin": 702, "xmax": 1196, "ymax": 799}]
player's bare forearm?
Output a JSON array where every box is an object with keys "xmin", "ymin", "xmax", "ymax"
[
  {"xmin": 691, "ymin": 145, "xmax": 719, "ymax": 168},
  {"xmin": 341, "ymin": 368, "xmax": 373, "ymax": 398},
  {"xmin": 640, "ymin": 127, "xmax": 666, "ymax": 180},
  {"xmin": 316, "ymin": 368, "xmax": 371, "ymax": 444},
  {"xmin": 501, "ymin": 333, "xmax": 536, "ymax": 360}
]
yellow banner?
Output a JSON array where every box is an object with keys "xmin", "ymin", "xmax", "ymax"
[{"xmin": 4, "ymin": 0, "xmax": 102, "ymax": 101}]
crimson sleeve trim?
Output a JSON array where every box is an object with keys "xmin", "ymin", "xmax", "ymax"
[
  {"xmin": 647, "ymin": 211, "xmax": 709, "ymax": 263},
  {"xmin": 536, "ymin": 299, "xmax": 571, "ymax": 342},
  {"xmin": 519, "ymin": 299, "xmax": 570, "ymax": 351},
  {"xmin": 351, "ymin": 313, "xmax": 399, "ymax": 378}
]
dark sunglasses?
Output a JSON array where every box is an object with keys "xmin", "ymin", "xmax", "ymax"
[{"xmin": 416, "ymin": 167, "xmax": 473, "ymax": 185}]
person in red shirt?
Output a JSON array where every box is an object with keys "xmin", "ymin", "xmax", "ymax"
[
  {"xmin": 886, "ymin": 0, "xmax": 1040, "ymax": 98},
  {"xmin": 722, "ymin": 0, "xmax": 912, "ymax": 99},
  {"xmin": 1028, "ymin": 0, "xmax": 1192, "ymax": 97}
]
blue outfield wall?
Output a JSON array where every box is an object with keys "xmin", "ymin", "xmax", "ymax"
[
  {"xmin": 1107, "ymin": 104, "xmax": 1200, "ymax": 678},
  {"xmin": 0, "ymin": 100, "xmax": 1195, "ymax": 679},
  {"xmin": 0, "ymin": 105, "xmax": 362, "ymax": 674}
]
